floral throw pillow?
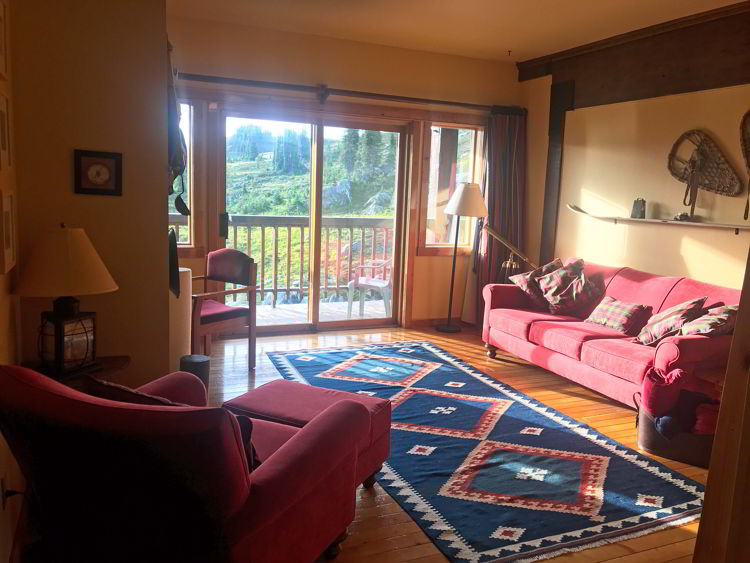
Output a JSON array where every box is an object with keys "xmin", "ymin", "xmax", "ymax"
[
  {"xmin": 509, "ymin": 258, "xmax": 562, "ymax": 310},
  {"xmin": 636, "ymin": 296, "xmax": 707, "ymax": 345},
  {"xmin": 585, "ymin": 296, "xmax": 652, "ymax": 335},
  {"xmin": 680, "ymin": 304, "xmax": 739, "ymax": 337}
]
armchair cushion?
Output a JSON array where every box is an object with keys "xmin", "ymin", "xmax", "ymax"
[
  {"xmin": 136, "ymin": 371, "xmax": 208, "ymax": 407},
  {"xmin": 200, "ymin": 299, "xmax": 249, "ymax": 324},
  {"xmin": 84, "ymin": 375, "xmax": 185, "ymax": 406}
]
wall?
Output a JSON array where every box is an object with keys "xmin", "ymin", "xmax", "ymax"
[
  {"xmin": 167, "ymin": 17, "xmax": 522, "ymax": 322},
  {"xmin": 521, "ymin": 76, "xmax": 552, "ymax": 265},
  {"xmin": 556, "ymin": 83, "xmax": 750, "ymax": 288},
  {"xmin": 13, "ymin": 0, "xmax": 169, "ymax": 387}
]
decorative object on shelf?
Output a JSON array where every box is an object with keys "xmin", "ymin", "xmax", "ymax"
[
  {"xmin": 437, "ymin": 182, "xmax": 487, "ymax": 334},
  {"xmin": 73, "ymin": 149, "xmax": 122, "ymax": 196},
  {"xmin": 668, "ymin": 129, "xmax": 741, "ymax": 219},
  {"xmin": 567, "ymin": 204, "xmax": 750, "ymax": 234},
  {"xmin": 0, "ymin": 189, "xmax": 14, "ymax": 273},
  {"xmin": 16, "ymin": 225, "xmax": 118, "ymax": 377},
  {"xmin": 741, "ymin": 109, "xmax": 750, "ymax": 219},
  {"xmin": 482, "ymin": 223, "xmax": 539, "ymax": 278},
  {"xmin": 631, "ymin": 197, "xmax": 646, "ymax": 219}
]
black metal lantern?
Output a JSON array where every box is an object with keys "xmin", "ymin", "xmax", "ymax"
[{"xmin": 39, "ymin": 298, "xmax": 96, "ymax": 377}]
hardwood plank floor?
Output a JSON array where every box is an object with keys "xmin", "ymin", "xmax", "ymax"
[{"xmin": 208, "ymin": 327, "xmax": 704, "ymax": 562}]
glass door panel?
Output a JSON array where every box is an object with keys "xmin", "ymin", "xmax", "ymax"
[
  {"xmin": 318, "ymin": 126, "xmax": 400, "ymax": 322},
  {"xmin": 224, "ymin": 116, "xmax": 312, "ymax": 327}
]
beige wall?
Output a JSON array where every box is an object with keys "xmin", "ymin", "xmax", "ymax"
[
  {"xmin": 556, "ymin": 83, "xmax": 750, "ymax": 288},
  {"xmin": 167, "ymin": 16, "xmax": 523, "ymax": 322},
  {"xmin": 13, "ymin": 0, "xmax": 169, "ymax": 386},
  {"xmin": 521, "ymin": 76, "xmax": 552, "ymax": 265}
]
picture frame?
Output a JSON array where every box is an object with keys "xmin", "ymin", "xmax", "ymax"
[
  {"xmin": 0, "ymin": 189, "xmax": 15, "ymax": 273},
  {"xmin": 73, "ymin": 149, "xmax": 122, "ymax": 196}
]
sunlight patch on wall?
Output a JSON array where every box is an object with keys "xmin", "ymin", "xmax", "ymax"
[
  {"xmin": 568, "ymin": 188, "xmax": 629, "ymax": 264},
  {"xmin": 680, "ymin": 235, "xmax": 748, "ymax": 289}
]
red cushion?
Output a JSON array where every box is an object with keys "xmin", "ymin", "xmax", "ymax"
[
  {"xmin": 487, "ymin": 308, "xmax": 579, "ymax": 340},
  {"xmin": 660, "ymin": 277, "xmax": 741, "ymax": 312},
  {"xmin": 200, "ymin": 299, "xmax": 249, "ymax": 324},
  {"xmin": 249, "ymin": 417, "xmax": 300, "ymax": 463},
  {"xmin": 604, "ymin": 268, "xmax": 683, "ymax": 312},
  {"xmin": 581, "ymin": 338, "xmax": 656, "ymax": 384},
  {"xmin": 83, "ymin": 375, "xmax": 184, "ymax": 406},
  {"xmin": 528, "ymin": 321, "xmax": 628, "ymax": 360},
  {"xmin": 224, "ymin": 379, "xmax": 390, "ymax": 453}
]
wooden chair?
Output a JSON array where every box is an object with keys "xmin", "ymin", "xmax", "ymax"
[
  {"xmin": 192, "ymin": 248, "xmax": 257, "ymax": 369},
  {"xmin": 347, "ymin": 259, "xmax": 392, "ymax": 319}
]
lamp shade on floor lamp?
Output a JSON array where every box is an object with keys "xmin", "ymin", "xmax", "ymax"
[{"xmin": 436, "ymin": 183, "xmax": 487, "ymax": 333}]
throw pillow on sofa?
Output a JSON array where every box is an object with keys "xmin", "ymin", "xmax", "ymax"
[
  {"xmin": 509, "ymin": 258, "xmax": 562, "ymax": 310},
  {"xmin": 680, "ymin": 304, "xmax": 739, "ymax": 336},
  {"xmin": 584, "ymin": 296, "xmax": 652, "ymax": 335},
  {"xmin": 636, "ymin": 296, "xmax": 707, "ymax": 345},
  {"xmin": 537, "ymin": 260, "xmax": 601, "ymax": 315}
]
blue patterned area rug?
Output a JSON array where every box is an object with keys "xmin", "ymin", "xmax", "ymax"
[{"xmin": 268, "ymin": 341, "xmax": 703, "ymax": 562}]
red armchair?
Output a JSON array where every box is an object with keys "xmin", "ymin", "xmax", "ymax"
[{"xmin": 0, "ymin": 366, "xmax": 369, "ymax": 563}]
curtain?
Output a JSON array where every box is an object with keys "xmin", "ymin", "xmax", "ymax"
[{"xmin": 473, "ymin": 107, "xmax": 527, "ymax": 322}]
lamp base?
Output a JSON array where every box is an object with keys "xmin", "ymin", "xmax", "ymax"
[{"xmin": 435, "ymin": 323, "xmax": 461, "ymax": 334}]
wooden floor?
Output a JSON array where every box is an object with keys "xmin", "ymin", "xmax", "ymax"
[
  {"xmin": 250, "ymin": 299, "xmax": 389, "ymax": 326},
  {"xmin": 208, "ymin": 327, "xmax": 705, "ymax": 563}
]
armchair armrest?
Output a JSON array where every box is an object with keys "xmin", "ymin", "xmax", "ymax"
[
  {"xmin": 482, "ymin": 283, "xmax": 529, "ymax": 342},
  {"xmin": 654, "ymin": 334, "xmax": 734, "ymax": 374},
  {"xmin": 227, "ymin": 400, "xmax": 370, "ymax": 535},
  {"xmin": 136, "ymin": 371, "xmax": 208, "ymax": 407}
]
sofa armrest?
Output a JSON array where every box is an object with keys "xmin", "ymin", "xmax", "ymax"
[
  {"xmin": 136, "ymin": 371, "xmax": 207, "ymax": 407},
  {"xmin": 482, "ymin": 284, "xmax": 528, "ymax": 342},
  {"xmin": 229, "ymin": 400, "xmax": 370, "ymax": 534},
  {"xmin": 654, "ymin": 335, "xmax": 734, "ymax": 374}
]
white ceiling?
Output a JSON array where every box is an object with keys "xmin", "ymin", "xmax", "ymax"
[{"xmin": 167, "ymin": 0, "xmax": 738, "ymax": 62}]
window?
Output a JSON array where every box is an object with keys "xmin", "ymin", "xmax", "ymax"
[
  {"xmin": 168, "ymin": 102, "xmax": 193, "ymax": 245},
  {"xmin": 419, "ymin": 124, "xmax": 481, "ymax": 255}
]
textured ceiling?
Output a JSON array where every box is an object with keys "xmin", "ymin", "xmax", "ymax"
[{"xmin": 167, "ymin": 0, "xmax": 738, "ymax": 62}]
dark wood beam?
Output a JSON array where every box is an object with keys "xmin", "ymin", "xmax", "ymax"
[{"xmin": 539, "ymin": 81, "xmax": 575, "ymax": 264}]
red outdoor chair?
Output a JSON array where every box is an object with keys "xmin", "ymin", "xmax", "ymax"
[{"xmin": 0, "ymin": 366, "xmax": 368, "ymax": 563}]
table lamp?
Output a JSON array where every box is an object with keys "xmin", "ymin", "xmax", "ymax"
[
  {"xmin": 436, "ymin": 182, "xmax": 488, "ymax": 333},
  {"xmin": 17, "ymin": 225, "xmax": 118, "ymax": 376}
]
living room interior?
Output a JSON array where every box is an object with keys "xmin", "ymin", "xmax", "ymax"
[{"xmin": 1, "ymin": 1, "xmax": 750, "ymax": 562}]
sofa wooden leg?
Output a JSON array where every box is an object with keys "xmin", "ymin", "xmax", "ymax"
[
  {"xmin": 324, "ymin": 531, "xmax": 348, "ymax": 560},
  {"xmin": 485, "ymin": 343, "xmax": 497, "ymax": 359},
  {"xmin": 363, "ymin": 473, "xmax": 377, "ymax": 488}
]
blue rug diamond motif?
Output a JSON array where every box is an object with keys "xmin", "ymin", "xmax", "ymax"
[{"xmin": 314, "ymin": 352, "xmax": 441, "ymax": 387}]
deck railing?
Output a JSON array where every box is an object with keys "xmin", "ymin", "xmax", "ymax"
[{"xmin": 169, "ymin": 214, "xmax": 395, "ymax": 306}]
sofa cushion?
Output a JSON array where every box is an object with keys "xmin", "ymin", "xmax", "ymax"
[
  {"xmin": 637, "ymin": 297, "xmax": 707, "ymax": 345},
  {"xmin": 509, "ymin": 258, "xmax": 563, "ymax": 311},
  {"xmin": 248, "ymin": 417, "xmax": 300, "ymax": 464},
  {"xmin": 541, "ymin": 270, "xmax": 603, "ymax": 316},
  {"xmin": 660, "ymin": 277, "xmax": 741, "ymax": 312},
  {"xmin": 584, "ymin": 296, "xmax": 652, "ymax": 335},
  {"xmin": 581, "ymin": 339, "xmax": 656, "ymax": 385},
  {"xmin": 528, "ymin": 321, "xmax": 628, "ymax": 360},
  {"xmin": 681, "ymin": 304, "xmax": 739, "ymax": 336},
  {"xmin": 487, "ymin": 308, "xmax": 579, "ymax": 340},
  {"xmin": 603, "ymin": 268, "xmax": 683, "ymax": 312}
]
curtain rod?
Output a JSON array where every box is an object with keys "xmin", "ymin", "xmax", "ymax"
[{"xmin": 177, "ymin": 72, "xmax": 497, "ymax": 112}]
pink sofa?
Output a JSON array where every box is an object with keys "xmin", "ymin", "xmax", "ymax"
[{"xmin": 482, "ymin": 261, "xmax": 740, "ymax": 408}]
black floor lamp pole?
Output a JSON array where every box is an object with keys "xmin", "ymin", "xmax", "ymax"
[{"xmin": 436, "ymin": 216, "xmax": 462, "ymax": 334}]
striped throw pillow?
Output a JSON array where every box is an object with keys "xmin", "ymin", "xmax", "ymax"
[
  {"xmin": 509, "ymin": 258, "xmax": 562, "ymax": 310},
  {"xmin": 636, "ymin": 297, "xmax": 707, "ymax": 345},
  {"xmin": 680, "ymin": 304, "xmax": 738, "ymax": 336},
  {"xmin": 585, "ymin": 296, "xmax": 652, "ymax": 335}
]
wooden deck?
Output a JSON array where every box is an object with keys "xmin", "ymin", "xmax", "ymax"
[
  {"xmin": 254, "ymin": 299, "xmax": 389, "ymax": 325},
  {"xmin": 208, "ymin": 327, "xmax": 704, "ymax": 562}
]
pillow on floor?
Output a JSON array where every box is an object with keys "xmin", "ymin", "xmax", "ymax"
[
  {"xmin": 509, "ymin": 258, "xmax": 562, "ymax": 310},
  {"xmin": 584, "ymin": 296, "xmax": 652, "ymax": 335},
  {"xmin": 636, "ymin": 297, "xmax": 707, "ymax": 345},
  {"xmin": 83, "ymin": 376, "xmax": 184, "ymax": 406},
  {"xmin": 680, "ymin": 304, "xmax": 739, "ymax": 336}
]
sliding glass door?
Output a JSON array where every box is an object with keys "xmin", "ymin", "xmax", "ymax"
[{"xmin": 217, "ymin": 113, "xmax": 404, "ymax": 331}]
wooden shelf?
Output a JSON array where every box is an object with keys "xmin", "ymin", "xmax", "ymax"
[{"xmin": 567, "ymin": 204, "xmax": 750, "ymax": 234}]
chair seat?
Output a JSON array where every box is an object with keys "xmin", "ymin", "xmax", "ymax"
[
  {"xmin": 350, "ymin": 277, "xmax": 390, "ymax": 289},
  {"xmin": 200, "ymin": 299, "xmax": 249, "ymax": 324}
]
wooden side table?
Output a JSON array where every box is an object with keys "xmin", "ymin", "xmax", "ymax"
[{"xmin": 23, "ymin": 355, "xmax": 131, "ymax": 389}]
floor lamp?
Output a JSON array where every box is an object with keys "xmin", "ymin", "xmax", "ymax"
[{"xmin": 436, "ymin": 182, "xmax": 488, "ymax": 333}]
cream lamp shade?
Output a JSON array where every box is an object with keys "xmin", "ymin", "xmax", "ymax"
[
  {"xmin": 17, "ymin": 226, "xmax": 118, "ymax": 297},
  {"xmin": 444, "ymin": 182, "xmax": 488, "ymax": 218}
]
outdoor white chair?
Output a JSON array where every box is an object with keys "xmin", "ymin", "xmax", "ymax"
[{"xmin": 347, "ymin": 259, "xmax": 392, "ymax": 318}]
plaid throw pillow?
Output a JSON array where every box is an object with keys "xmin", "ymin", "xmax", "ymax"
[
  {"xmin": 545, "ymin": 273, "xmax": 602, "ymax": 315},
  {"xmin": 536, "ymin": 259, "xmax": 585, "ymax": 312},
  {"xmin": 584, "ymin": 296, "xmax": 652, "ymax": 335},
  {"xmin": 509, "ymin": 258, "xmax": 562, "ymax": 310},
  {"xmin": 681, "ymin": 304, "xmax": 739, "ymax": 336},
  {"xmin": 636, "ymin": 297, "xmax": 707, "ymax": 345}
]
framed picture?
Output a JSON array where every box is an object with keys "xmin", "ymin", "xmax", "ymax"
[
  {"xmin": 74, "ymin": 150, "xmax": 122, "ymax": 196},
  {"xmin": 0, "ymin": 190, "xmax": 15, "ymax": 273}
]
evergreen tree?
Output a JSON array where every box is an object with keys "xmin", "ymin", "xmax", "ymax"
[
  {"xmin": 341, "ymin": 128, "xmax": 359, "ymax": 175},
  {"xmin": 358, "ymin": 130, "xmax": 382, "ymax": 180}
]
